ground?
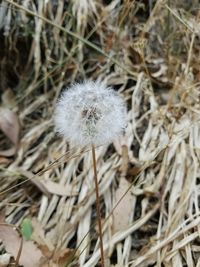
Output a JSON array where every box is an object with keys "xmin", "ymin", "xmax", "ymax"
[{"xmin": 0, "ymin": 0, "xmax": 200, "ymax": 266}]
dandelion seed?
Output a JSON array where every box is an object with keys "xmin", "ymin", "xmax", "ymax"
[{"xmin": 54, "ymin": 80, "xmax": 127, "ymax": 146}]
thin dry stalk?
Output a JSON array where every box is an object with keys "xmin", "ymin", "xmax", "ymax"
[{"xmin": 92, "ymin": 145, "xmax": 105, "ymax": 267}]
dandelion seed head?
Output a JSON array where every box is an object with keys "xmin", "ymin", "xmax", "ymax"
[{"xmin": 54, "ymin": 81, "xmax": 127, "ymax": 146}]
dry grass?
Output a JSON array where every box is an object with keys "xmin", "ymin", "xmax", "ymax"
[{"xmin": 0, "ymin": 0, "xmax": 200, "ymax": 266}]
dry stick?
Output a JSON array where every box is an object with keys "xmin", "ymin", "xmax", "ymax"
[
  {"xmin": 15, "ymin": 233, "xmax": 23, "ymax": 267},
  {"xmin": 92, "ymin": 145, "xmax": 105, "ymax": 267},
  {"xmin": 165, "ymin": 4, "xmax": 194, "ymax": 33}
]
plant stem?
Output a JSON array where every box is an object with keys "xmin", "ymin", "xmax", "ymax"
[{"xmin": 91, "ymin": 145, "xmax": 105, "ymax": 267}]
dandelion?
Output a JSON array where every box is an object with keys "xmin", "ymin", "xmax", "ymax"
[
  {"xmin": 54, "ymin": 80, "xmax": 127, "ymax": 146},
  {"xmin": 54, "ymin": 80, "xmax": 127, "ymax": 267}
]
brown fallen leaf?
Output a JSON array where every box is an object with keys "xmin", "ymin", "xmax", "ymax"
[
  {"xmin": 120, "ymin": 145, "xmax": 129, "ymax": 175},
  {"xmin": 127, "ymin": 166, "xmax": 142, "ymax": 177},
  {"xmin": 0, "ymin": 108, "xmax": 20, "ymax": 157},
  {"xmin": 1, "ymin": 89, "xmax": 16, "ymax": 109},
  {"xmin": 0, "ymin": 156, "xmax": 11, "ymax": 165},
  {"xmin": 39, "ymin": 248, "xmax": 76, "ymax": 267},
  {"xmin": 113, "ymin": 177, "xmax": 135, "ymax": 233},
  {"xmin": 52, "ymin": 249, "xmax": 76, "ymax": 267},
  {"xmin": 31, "ymin": 218, "xmax": 54, "ymax": 252},
  {"xmin": 19, "ymin": 169, "xmax": 78, "ymax": 197},
  {"xmin": 0, "ymin": 224, "xmax": 44, "ymax": 267},
  {"xmin": 0, "ymin": 219, "xmax": 76, "ymax": 267}
]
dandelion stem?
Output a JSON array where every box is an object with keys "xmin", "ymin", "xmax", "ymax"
[{"xmin": 91, "ymin": 145, "xmax": 105, "ymax": 267}]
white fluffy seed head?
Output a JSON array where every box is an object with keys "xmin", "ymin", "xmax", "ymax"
[{"xmin": 54, "ymin": 81, "xmax": 127, "ymax": 146}]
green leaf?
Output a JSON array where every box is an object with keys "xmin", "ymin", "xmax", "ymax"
[{"xmin": 21, "ymin": 218, "xmax": 33, "ymax": 241}]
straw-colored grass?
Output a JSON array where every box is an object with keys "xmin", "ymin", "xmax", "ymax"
[{"xmin": 0, "ymin": 0, "xmax": 200, "ymax": 266}]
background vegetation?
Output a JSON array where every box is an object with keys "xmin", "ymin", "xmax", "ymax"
[{"xmin": 0, "ymin": 0, "xmax": 200, "ymax": 266}]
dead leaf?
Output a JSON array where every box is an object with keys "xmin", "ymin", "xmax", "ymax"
[
  {"xmin": 0, "ymin": 253, "xmax": 11, "ymax": 267},
  {"xmin": 40, "ymin": 179, "xmax": 78, "ymax": 196},
  {"xmin": 120, "ymin": 145, "xmax": 129, "ymax": 175},
  {"xmin": 0, "ymin": 108, "xmax": 20, "ymax": 157},
  {"xmin": 0, "ymin": 224, "xmax": 44, "ymax": 267},
  {"xmin": 127, "ymin": 166, "xmax": 142, "ymax": 176},
  {"xmin": 31, "ymin": 218, "xmax": 54, "ymax": 252},
  {"xmin": 0, "ymin": 108, "xmax": 19, "ymax": 144},
  {"xmin": 19, "ymin": 170, "xmax": 51, "ymax": 197},
  {"xmin": 0, "ymin": 147, "xmax": 16, "ymax": 157},
  {"xmin": 52, "ymin": 249, "xmax": 75, "ymax": 267},
  {"xmin": 113, "ymin": 177, "xmax": 135, "ymax": 233},
  {"xmin": 39, "ymin": 248, "xmax": 76, "ymax": 267},
  {"xmin": 19, "ymin": 170, "xmax": 78, "ymax": 197},
  {"xmin": 0, "ymin": 156, "xmax": 11, "ymax": 164},
  {"xmin": 1, "ymin": 89, "xmax": 16, "ymax": 108}
]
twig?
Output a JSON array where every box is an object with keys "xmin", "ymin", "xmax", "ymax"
[{"xmin": 92, "ymin": 145, "xmax": 105, "ymax": 267}]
